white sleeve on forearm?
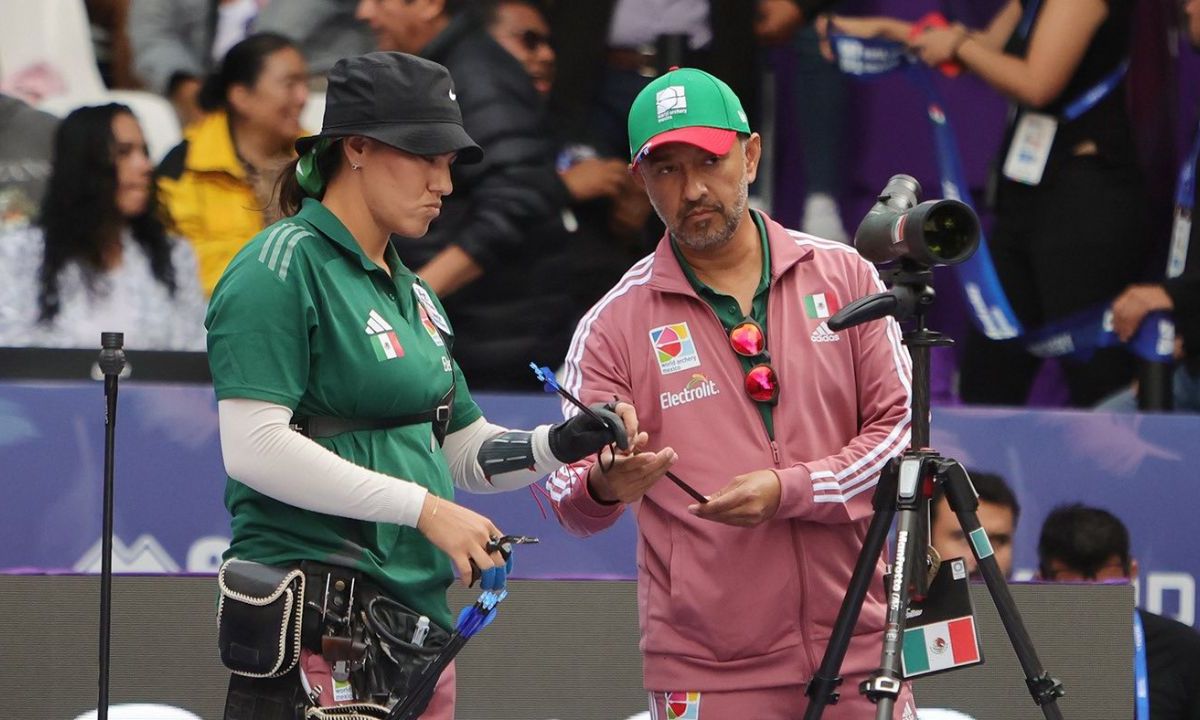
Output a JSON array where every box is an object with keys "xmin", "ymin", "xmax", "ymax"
[
  {"xmin": 217, "ymin": 398, "xmax": 428, "ymax": 527},
  {"xmin": 441, "ymin": 417, "xmax": 564, "ymax": 493}
]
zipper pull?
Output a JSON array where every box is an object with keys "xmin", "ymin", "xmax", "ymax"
[{"xmin": 770, "ymin": 440, "xmax": 781, "ymax": 466}]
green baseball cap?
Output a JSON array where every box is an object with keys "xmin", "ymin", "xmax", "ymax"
[{"xmin": 627, "ymin": 67, "xmax": 751, "ymax": 167}]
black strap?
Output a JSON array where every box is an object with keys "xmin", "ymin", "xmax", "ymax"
[{"xmin": 290, "ymin": 407, "xmax": 450, "ymax": 439}]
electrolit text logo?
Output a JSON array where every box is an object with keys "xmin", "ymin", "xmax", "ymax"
[{"xmin": 660, "ymin": 374, "xmax": 720, "ymax": 409}]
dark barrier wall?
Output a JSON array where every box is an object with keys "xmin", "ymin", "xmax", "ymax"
[{"xmin": 0, "ymin": 576, "xmax": 1131, "ymax": 720}]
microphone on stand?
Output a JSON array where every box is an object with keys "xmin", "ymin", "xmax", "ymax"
[{"xmin": 97, "ymin": 331, "xmax": 126, "ymax": 720}]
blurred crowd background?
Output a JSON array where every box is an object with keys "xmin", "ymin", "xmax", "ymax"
[{"xmin": 0, "ymin": 0, "xmax": 1197, "ymax": 411}]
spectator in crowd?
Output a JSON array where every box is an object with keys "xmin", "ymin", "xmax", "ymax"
[
  {"xmin": 0, "ymin": 104, "xmax": 206, "ymax": 350},
  {"xmin": 546, "ymin": 0, "xmax": 836, "ymax": 163},
  {"xmin": 206, "ymin": 52, "xmax": 628, "ymax": 717},
  {"xmin": 0, "ymin": 93, "xmax": 58, "ymax": 232},
  {"xmin": 788, "ymin": 20, "xmax": 851, "ymax": 243},
  {"xmin": 833, "ymin": 0, "xmax": 1145, "ymax": 408},
  {"xmin": 480, "ymin": 0, "xmax": 651, "ymax": 332},
  {"xmin": 548, "ymin": 68, "xmax": 915, "ymax": 719},
  {"xmin": 355, "ymin": 0, "xmax": 580, "ymax": 387},
  {"xmin": 929, "ymin": 470, "xmax": 1020, "ymax": 579},
  {"xmin": 1038, "ymin": 504, "xmax": 1200, "ymax": 720},
  {"xmin": 1101, "ymin": 0, "xmax": 1200, "ymax": 414},
  {"xmin": 254, "ymin": 0, "xmax": 374, "ymax": 76},
  {"xmin": 157, "ymin": 33, "xmax": 308, "ymax": 296},
  {"xmin": 129, "ymin": 0, "xmax": 368, "ymax": 126}
]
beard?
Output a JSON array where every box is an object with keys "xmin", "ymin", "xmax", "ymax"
[{"xmin": 662, "ymin": 179, "xmax": 749, "ymax": 252}]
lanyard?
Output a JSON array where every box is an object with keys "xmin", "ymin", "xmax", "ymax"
[
  {"xmin": 1060, "ymin": 60, "xmax": 1128, "ymax": 122},
  {"xmin": 1167, "ymin": 122, "xmax": 1200, "ymax": 278},
  {"xmin": 1133, "ymin": 610, "xmax": 1149, "ymax": 720},
  {"xmin": 1176, "ymin": 122, "xmax": 1200, "ymax": 211},
  {"xmin": 1013, "ymin": 0, "xmax": 1126, "ymax": 121},
  {"xmin": 1014, "ymin": 0, "xmax": 1042, "ymax": 42}
]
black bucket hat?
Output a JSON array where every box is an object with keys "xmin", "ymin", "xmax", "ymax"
[{"xmin": 295, "ymin": 52, "xmax": 482, "ymax": 164}]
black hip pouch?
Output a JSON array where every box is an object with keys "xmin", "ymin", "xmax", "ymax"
[
  {"xmin": 217, "ymin": 559, "xmax": 306, "ymax": 678},
  {"xmin": 355, "ymin": 593, "xmax": 451, "ymax": 715}
]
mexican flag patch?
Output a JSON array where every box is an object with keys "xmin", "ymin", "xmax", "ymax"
[{"xmin": 803, "ymin": 292, "xmax": 840, "ymax": 319}]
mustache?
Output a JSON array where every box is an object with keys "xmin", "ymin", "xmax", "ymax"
[{"xmin": 678, "ymin": 201, "xmax": 723, "ymax": 223}]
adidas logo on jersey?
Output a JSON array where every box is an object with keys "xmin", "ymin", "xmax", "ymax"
[{"xmin": 811, "ymin": 322, "xmax": 841, "ymax": 343}]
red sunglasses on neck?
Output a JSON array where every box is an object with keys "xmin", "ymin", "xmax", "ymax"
[{"xmin": 728, "ymin": 319, "xmax": 780, "ymax": 404}]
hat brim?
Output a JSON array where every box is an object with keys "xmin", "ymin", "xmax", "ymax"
[
  {"xmin": 632, "ymin": 127, "xmax": 737, "ymax": 167},
  {"xmin": 296, "ymin": 121, "xmax": 483, "ymax": 164}
]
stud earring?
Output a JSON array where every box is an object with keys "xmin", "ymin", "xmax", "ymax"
[{"xmin": 351, "ymin": 163, "xmax": 361, "ymax": 170}]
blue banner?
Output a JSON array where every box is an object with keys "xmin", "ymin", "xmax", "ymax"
[{"xmin": 1, "ymin": 381, "xmax": 1196, "ymax": 626}]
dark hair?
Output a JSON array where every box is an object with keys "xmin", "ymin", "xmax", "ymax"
[
  {"xmin": 1037, "ymin": 504, "xmax": 1132, "ymax": 579},
  {"xmin": 930, "ymin": 470, "xmax": 1020, "ymax": 528},
  {"xmin": 276, "ymin": 140, "xmax": 345, "ymax": 217},
  {"xmin": 36, "ymin": 104, "xmax": 175, "ymax": 322},
  {"xmin": 198, "ymin": 32, "xmax": 297, "ymax": 113}
]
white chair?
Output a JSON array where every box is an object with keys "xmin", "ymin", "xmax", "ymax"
[
  {"xmin": 0, "ymin": 0, "xmax": 107, "ymax": 100},
  {"xmin": 73, "ymin": 704, "xmax": 203, "ymax": 720},
  {"xmin": 0, "ymin": 0, "xmax": 182, "ymax": 163}
]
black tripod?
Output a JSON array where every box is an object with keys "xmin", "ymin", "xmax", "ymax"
[{"xmin": 801, "ymin": 265, "xmax": 1065, "ymax": 720}]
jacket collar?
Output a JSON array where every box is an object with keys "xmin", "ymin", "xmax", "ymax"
[
  {"xmin": 183, "ymin": 110, "xmax": 244, "ymax": 178},
  {"xmin": 421, "ymin": 12, "xmax": 479, "ymax": 62},
  {"xmin": 646, "ymin": 209, "xmax": 815, "ymax": 296}
]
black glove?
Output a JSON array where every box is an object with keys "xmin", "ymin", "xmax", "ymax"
[{"xmin": 547, "ymin": 403, "xmax": 629, "ymax": 463}]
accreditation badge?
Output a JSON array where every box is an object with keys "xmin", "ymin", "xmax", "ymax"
[
  {"xmin": 1168, "ymin": 207, "xmax": 1191, "ymax": 279},
  {"xmin": 1002, "ymin": 111, "xmax": 1057, "ymax": 186},
  {"xmin": 411, "ymin": 283, "xmax": 452, "ymax": 334}
]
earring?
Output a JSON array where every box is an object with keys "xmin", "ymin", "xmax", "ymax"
[{"xmin": 351, "ymin": 163, "xmax": 361, "ymax": 170}]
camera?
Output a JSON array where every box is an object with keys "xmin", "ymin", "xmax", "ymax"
[{"xmin": 853, "ymin": 174, "xmax": 979, "ymax": 267}]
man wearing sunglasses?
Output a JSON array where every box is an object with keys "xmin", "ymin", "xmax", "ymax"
[{"xmin": 547, "ymin": 67, "xmax": 914, "ymax": 719}]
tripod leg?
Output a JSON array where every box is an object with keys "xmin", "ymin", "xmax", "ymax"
[
  {"xmin": 861, "ymin": 455, "xmax": 932, "ymax": 720},
  {"xmin": 802, "ymin": 460, "xmax": 900, "ymax": 720},
  {"xmin": 941, "ymin": 461, "xmax": 1066, "ymax": 720}
]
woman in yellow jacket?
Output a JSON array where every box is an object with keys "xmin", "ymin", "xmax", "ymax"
[{"xmin": 157, "ymin": 32, "xmax": 309, "ymax": 295}]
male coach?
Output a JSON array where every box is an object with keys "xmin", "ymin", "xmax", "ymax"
[{"xmin": 547, "ymin": 67, "xmax": 916, "ymax": 719}]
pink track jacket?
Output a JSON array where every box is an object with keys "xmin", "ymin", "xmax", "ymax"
[{"xmin": 548, "ymin": 211, "xmax": 913, "ymax": 695}]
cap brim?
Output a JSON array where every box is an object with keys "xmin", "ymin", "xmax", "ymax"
[
  {"xmin": 296, "ymin": 121, "xmax": 483, "ymax": 164},
  {"xmin": 632, "ymin": 127, "xmax": 737, "ymax": 167}
]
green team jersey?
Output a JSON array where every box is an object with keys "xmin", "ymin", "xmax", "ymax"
[{"xmin": 206, "ymin": 198, "xmax": 482, "ymax": 630}]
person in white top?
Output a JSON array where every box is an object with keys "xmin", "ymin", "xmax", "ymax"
[{"xmin": 0, "ymin": 103, "xmax": 206, "ymax": 351}]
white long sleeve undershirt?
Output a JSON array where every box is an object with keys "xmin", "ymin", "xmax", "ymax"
[{"xmin": 217, "ymin": 398, "xmax": 563, "ymax": 528}]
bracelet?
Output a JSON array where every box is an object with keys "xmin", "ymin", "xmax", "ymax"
[{"xmin": 430, "ymin": 494, "xmax": 441, "ymax": 517}]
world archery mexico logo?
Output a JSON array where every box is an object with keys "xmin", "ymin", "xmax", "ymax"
[
  {"xmin": 649, "ymin": 322, "xmax": 701, "ymax": 375},
  {"xmin": 656, "ymin": 85, "xmax": 687, "ymax": 122},
  {"xmin": 664, "ymin": 691, "xmax": 701, "ymax": 720}
]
